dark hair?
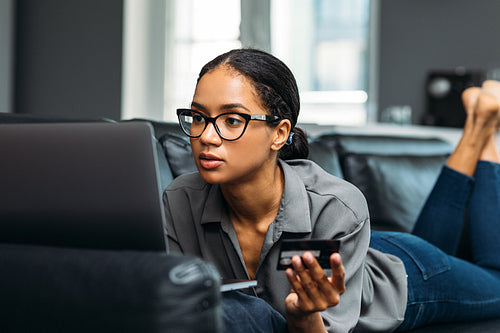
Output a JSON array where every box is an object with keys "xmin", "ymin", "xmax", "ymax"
[{"xmin": 197, "ymin": 48, "xmax": 308, "ymax": 160}]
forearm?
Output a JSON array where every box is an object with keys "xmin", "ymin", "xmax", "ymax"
[{"xmin": 287, "ymin": 312, "xmax": 326, "ymax": 333}]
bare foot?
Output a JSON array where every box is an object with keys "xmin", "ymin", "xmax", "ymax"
[
  {"xmin": 462, "ymin": 87, "xmax": 481, "ymax": 115},
  {"xmin": 478, "ymin": 81, "xmax": 500, "ymax": 162},
  {"xmin": 481, "ymin": 80, "xmax": 500, "ymax": 130},
  {"xmin": 446, "ymin": 88, "xmax": 500, "ymax": 175}
]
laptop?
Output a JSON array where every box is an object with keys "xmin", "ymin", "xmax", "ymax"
[{"xmin": 0, "ymin": 121, "xmax": 167, "ymax": 251}]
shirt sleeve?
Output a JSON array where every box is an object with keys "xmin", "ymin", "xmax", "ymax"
[
  {"xmin": 321, "ymin": 215, "xmax": 370, "ymax": 333},
  {"xmin": 304, "ymin": 175, "xmax": 371, "ymax": 333},
  {"xmin": 287, "ymin": 159, "xmax": 373, "ymax": 332}
]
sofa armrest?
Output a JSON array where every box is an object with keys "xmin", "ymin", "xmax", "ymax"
[{"xmin": 0, "ymin": 243, "xmax": 222, "ymax": 333}]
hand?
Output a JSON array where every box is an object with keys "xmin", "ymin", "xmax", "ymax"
[{"xmin": 284, "ymin": 251, "xmax": 345, "ymax": 319}]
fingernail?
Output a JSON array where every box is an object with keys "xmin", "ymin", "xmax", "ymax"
[
  {"xmin": 303, "ymin": 252, "xmax": 314, "ymax": 264},
  {"xmin": 292, "ymin": 255, "xmax": 302, "ymax": 267}
]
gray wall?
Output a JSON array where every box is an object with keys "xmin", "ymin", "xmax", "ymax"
[
  {"xmin": 6, "ymin": 0, "xmax": 500, "ymax": 123},
  {"xmin": 0, "ymin": 0, "xmax": 14, "ymax": 113},
  {"xmin": 378, "ymin": 0, "xmax": 500, "ymax": 124},
  {"xmin": 13, "ymin": 0, "xmax": 123, "ymax": 120}
]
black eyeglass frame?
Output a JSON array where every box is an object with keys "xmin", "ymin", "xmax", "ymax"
[{"xmin": 176, "ymin": 108, "xmax": 280, "ymax": 141}]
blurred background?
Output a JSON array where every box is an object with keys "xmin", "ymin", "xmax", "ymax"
[{"xmin": 1, "ymin": 0, "xmax": 499, "ymax": 127}]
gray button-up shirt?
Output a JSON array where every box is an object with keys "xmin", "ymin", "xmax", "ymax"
[{"xmin": 164, "ymin": 159, "xmax": 407, "ymax": 332}]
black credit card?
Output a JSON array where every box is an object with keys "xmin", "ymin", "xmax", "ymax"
[{"xmin": 277, "ymin": 239, "xmax": 340, "ymax": 270}]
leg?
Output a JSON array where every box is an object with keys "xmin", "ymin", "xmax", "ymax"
[
  {"xmin": 457, "ymin": 81, "xmax": 500, "ymax": 268},
  {"xmin": 370, "ymin": 231, "xmax": 500, "ymax": 331},
  {"xmin": 468, "ymin": 160, "xmax": 500, "ymax": 270},
  {"xmin": 411, "ymin": 166, "xmax": 473, "ymax": 255},
  {"xmin": 222, "ymin": 291, "xmax": 288, "ymax": 333},
  {"xmin": 412, "ymin": 82, "xmax": 500, "ymax": 254}
]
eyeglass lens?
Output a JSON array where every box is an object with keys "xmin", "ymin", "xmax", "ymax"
[{"xmin": 178, "ymin": 110, "xmax": 248, "ymax": 140}]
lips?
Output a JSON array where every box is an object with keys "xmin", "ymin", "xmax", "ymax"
[{"xmin": 199, "ymin": 152, "xmax": 223, "ymax": 170}]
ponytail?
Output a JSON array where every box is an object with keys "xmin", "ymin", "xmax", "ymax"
[{"xmin": 279, "ymin": 127, "xmax": 308, "ymax": 160}]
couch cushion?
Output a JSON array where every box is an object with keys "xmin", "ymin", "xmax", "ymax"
[
  {"xmin": 308, "ymin": 138, "xmax": 344, "ymax": 178},
  {"xmin": 155, "ymin": 137, "xmax": 175, "ymax": 190},
  {"xmin": 312, "ymin": 134, "xmax": 453, "ymax": 232},
  {"xmin": 159, "ymin": 133, "xmax": 198, "ymax": 179}
]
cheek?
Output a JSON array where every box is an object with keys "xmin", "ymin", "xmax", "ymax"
[
  {"xmin": 189, "ymin": 127, "xmax": 277, "ymax": 183},
  {"xmin": 227, "ymin": 132, "xmax": 274, "ymax": 167},
  {"xmin": 230, "ymin": 144, "xmax": 264, "ymax": 164}
]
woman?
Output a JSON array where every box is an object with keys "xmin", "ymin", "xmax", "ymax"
[{"xmin": 163, "ymin": 48, "xmax": 500, "ymax": 332}]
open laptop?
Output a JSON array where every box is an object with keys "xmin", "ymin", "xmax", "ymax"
[{"xmin": 0, "ymin": 121, "xmax": 167, "ymax": 251}]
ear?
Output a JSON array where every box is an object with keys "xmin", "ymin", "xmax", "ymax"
[{"xmin": 270, "ymin": 119, "xmax": 291, "ymax": 151}]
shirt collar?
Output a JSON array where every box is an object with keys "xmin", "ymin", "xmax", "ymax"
[
  {"xmin": 200, "ymin": 183, "xmax": 226, "ymax": 224},
  {"xmin": 277, "ymin": 159, "xmax": 312, "ymax": 234}
]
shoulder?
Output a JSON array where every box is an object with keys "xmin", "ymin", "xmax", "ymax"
[
  {"xmin": 283, "ymin": 159, "xmax": 369, "ymax": 228},
  {"xmin": 285, "ymin": 159, "xmax": 367, "ymax": 207},
  {"xmin": 163, "ymin": 172, "xmax": 213, "ymax": 206},
  {"xmin": 165, "ymin": 172, "xmax": 207, "ymax": 192}
]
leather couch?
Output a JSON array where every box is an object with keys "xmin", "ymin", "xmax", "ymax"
[
  {"xmin": 1, "ymin": 113, "xmax": 499, "ymax": 332},
  {"xmin": 150, "ymin": 118, "xmax": 500, "ymax": 332}
]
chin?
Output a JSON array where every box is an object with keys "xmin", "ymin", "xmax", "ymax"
[{"xmin": 198, "ymin": 170, "xmax": 225, "ymax": 185}]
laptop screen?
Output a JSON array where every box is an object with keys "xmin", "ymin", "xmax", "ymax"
[{"xmin": 0, "ymin": 121, "xmax": 167, "ymax": 251}]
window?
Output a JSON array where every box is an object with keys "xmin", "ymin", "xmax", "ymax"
[
  {"xmin": 164, "ymin": 0, "xmax": 242, "ymax": 120},
  {"xmin": 271, "ymin": 0, "xmax": 372, "ymax": 125},
  {"xmin": 125, "ymin": 0, "xmax": 375, "ymax": 125}
]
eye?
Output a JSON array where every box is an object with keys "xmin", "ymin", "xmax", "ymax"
[
  {"xmin": 222, "ymin": 114, "xmax": 245, "ymax": 127},
  {"xmin": 192, "ymin": 114, "xmax": 205, "ymax": 123}
]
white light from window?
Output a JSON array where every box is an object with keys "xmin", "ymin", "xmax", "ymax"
[
  {"xmin": 300, "ymin": 91, "xmax": 368, "ymax": 104},
  {"xmin": 164, "ymin": 0, "xmax": 241, "ymax": 121}
]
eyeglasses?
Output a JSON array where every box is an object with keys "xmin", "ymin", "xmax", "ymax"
[{"xmin": 176, "ymin": 108, "xmax": 280, "ymax": 141}]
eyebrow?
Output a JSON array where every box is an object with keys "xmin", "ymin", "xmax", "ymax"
[{"xmin": 191, "ymin": 102, "xmax": 251, "ymax": 113}]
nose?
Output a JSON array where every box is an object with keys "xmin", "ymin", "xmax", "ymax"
[{"xmin": 199, "ymin": 121, "xmax": 222, "ymax": 145}]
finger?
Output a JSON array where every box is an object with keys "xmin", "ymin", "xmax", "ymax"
[
  {"xmin": 294, "ymin": 253, "xmax": 332, "ymax": 310},
  {"xmin": 302, "ymin": 251, "xmax": 340, "ymax": 307},
  {"xmin": 292, "ymin": 255, "xmax": 324, "ymax": 305},
  {"xmin": 285, "ymin": 262, "xmax": 316, "ymax": 312},
  {"xmin": 329, "ymin": 253, "xmax": 346, "ymax": 295}
]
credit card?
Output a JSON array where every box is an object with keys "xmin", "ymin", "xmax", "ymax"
[{"xmin": 277, "ymin": 239, "xmax": 340, "ymax": 270}]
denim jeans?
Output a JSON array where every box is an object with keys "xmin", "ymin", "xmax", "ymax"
[
  {"xmin": 371, "ymin": 161, "xmax": 500, "ymax": 331},
  {"xmin": 222, "ymin": 291, "xmax": 288, "ymax": 333}
]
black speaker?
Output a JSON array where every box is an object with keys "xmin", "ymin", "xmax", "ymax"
[{"xmin": 422, "ymin": 69, "xmax": 484, "ymax": 128}]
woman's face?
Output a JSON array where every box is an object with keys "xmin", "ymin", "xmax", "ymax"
[{"xmin": 189, "ymin": 67, "xmax": 285, "ymax": 185}]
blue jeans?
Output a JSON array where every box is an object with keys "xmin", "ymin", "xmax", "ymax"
[
  {"xmin": 221, "ymin": 291, "xmax": 288, "ymax": 333},
  {"xmin": 371, "ymin": 161, "xmax": 500, "ymax": 331}
]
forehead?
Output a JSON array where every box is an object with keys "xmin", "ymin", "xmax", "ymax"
[{"xmin": 194, "ymin": 67, "xmax": 261, "ymax": 108}]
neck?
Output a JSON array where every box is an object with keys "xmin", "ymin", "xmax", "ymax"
[{"xmin": 221, "ymin": 162, "xmax": 285, "ymax": 229}]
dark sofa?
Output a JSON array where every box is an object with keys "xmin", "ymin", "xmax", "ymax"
[
  {"xmin": 1, "ymin": 112, "xmax": 499, "ymax": 332},
  {"xmin": 151, "ymin": 119, "xmax": 500, "ymax": 332}
]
